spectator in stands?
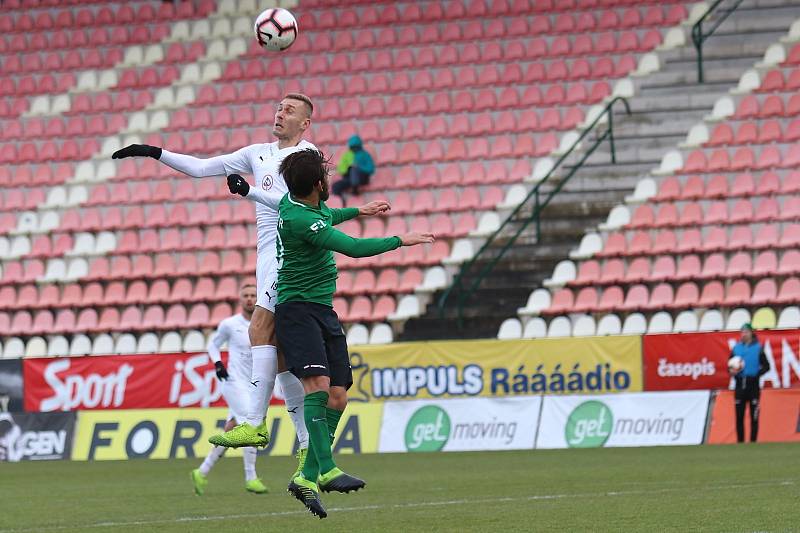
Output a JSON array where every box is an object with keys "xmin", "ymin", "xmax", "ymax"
[
  {"xmin": 332, "ymin": 135, "xmax": 375, "ymax": 200},
  {"xmin": 729, "ymin": 323, "xmax": 770, "ymax": 443}
]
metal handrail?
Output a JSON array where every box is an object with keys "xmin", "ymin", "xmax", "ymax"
[
  {"xmin": 692, "ymin": 0, "xmax": 745, "ymax": 83},
  {"xmin": 437, "ymin": 97, "xmax": 632, "ymax": 327}
]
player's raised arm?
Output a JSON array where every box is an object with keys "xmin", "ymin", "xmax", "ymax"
[
  {"xmin": 302, "ymin": 223, "xmax": 433, "ymax": 258},
  {"xmin": 328, "ymin": 200, "xmax": 391, "ymax": 226},
  {"xmin": 206, "ymin": 321, "xmax": 230, "ymax": 381},
  {"xmin": 226, "ymin": 173, "xmax": 284, "ymax": 210},
  {"xmin": 111, "ymin": 143, "xmax": 254, "ymax": 178}
]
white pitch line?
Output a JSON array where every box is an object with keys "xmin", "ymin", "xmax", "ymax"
[{"xmin": 0, "ymin": 480, "xmax": 794, "ymax": 533}]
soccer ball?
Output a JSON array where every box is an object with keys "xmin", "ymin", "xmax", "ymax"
[
  {"xmin": 254, "ymin": 8, "xmax": 298, "ymax": 51},
  {"xmin": 728, "ymin": 356, "xmax": 744, "ymax": 374}
]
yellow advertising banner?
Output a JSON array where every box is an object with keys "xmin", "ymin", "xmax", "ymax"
[
  {"xmin": 72, "ymin": 403, "xmax": 383, "ymax": 461},
  {"xmin": 348, "ymin": 336, "xmax": 642, "ymax": 402}
]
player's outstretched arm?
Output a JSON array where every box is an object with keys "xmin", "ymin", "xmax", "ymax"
[
  {"xmin": 227, "ymin": 174, "xmax": 283, "ymax": 210},
  {"xmin": 112, "ymin": 144, "xmax": 253, "ymax": 178},
  {"xmin": 328, "ymin": 201, "xmax": 390, "ymax": 227},
  {"xmin": 307, "ymin": 224, "xmax": 434, "ymax": 258}
]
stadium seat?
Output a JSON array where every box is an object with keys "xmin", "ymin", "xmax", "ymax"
[
  {"xmin": 777, "ymin": 306, "xmax": 800, "ymax": 328},
  {"xmin": 547, "ymin": 316, "xmax": 571, "ymax": 338},
  {"xmin": 621, "ymin": 313, "xmax": 646, "ymax": 335},
  {"xmin": 159, "ymin": 332, "xmax": 183, "ymax": 353},
  {"xmin": 673, "ymin": 311, "xmax": 699, "ymax": 333},
  {"xmin": 726, "ymin": 308, "xmax": 752, "ymax": 331},
  {"xmin": 497, "ymin": 318, "xmax": 522, "ymax": 339},
  {"xmin": 647, "ymin": 312, "xmax": 673, "ymax": 334}
]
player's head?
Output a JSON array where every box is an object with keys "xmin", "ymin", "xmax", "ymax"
[
  {"xmin": 280, "ymin": 148, "xmax": 330, "ymax": 201},
  {"xmin": 740, "ymin": 323, "xmax": 754, "ymax": 344},
  {"xmin": 240, "ymin": 283, "xmax": 257, "ymax": 314},
  {"xmin": 274, "ymin": 93, "xmax": 312, "ymax": 141}
]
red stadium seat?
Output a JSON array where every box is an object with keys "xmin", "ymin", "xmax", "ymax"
[{"xmin": 671, "ymin": 282, "xmax": 699, "ymax": 309}]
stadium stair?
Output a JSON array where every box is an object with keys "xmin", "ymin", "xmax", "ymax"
[{"xmin": 402, "ymin": 0, "xmax": 800, "ymax": 340}]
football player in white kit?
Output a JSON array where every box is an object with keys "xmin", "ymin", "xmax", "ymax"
[
  {"xmin": 112, "ymin": 93, "xmax": 316, "ymax": 478},
  {"xmin": 191, "ymin": 283, "xmax": 268, "ymax": 495}
]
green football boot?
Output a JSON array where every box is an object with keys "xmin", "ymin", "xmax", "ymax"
[
  {"xmin": 288, "ymin": 474, "xmax": 327, "ymax": 519},
  {"xmin": 245, "ymin": 478, "xmax": 268, "ymax": 494},
  {"xmin": 190, "ymin": 469, "xmax": 208, "ymax": 496},
  {"xmin": 208, "ymin": 421, "xmax": 269, "ymax": 448},
  {"xmin": 318, "ymin": 467, "xmax": 366, "ymax": 494},
  {"xmin": 289, "ymin": 448, "xmax": 309, "ymax": 486}
]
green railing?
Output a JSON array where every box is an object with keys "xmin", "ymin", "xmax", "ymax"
[
  {"xmin": 692, "ymin": 0, "xmax": 745, "ymax": 83},
  {"xmin": 437, "ymin": 96, "xmax": 632, "ymax": 327}
]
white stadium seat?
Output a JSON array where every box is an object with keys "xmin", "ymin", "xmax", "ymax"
[
  {"xmin": 569, "ymin": 233, "xmax": 602, "ymax": 259},
  {"xmin": 547, "ymin": 316, "xmax": 571, "ymax": 338},
  {"xmin": 69, "ymin": 334, "xmax": 92, "ymax": 356},
  {"xmin": 14, "ymin": 212, "xmax": 38, "ymax": 234},
  {"xmin": 346, "ymin": 324, "xmax": 369, "ymax": 346},
  {"xmin": 115, "ymin": 334, "xmax": 138, "ymax": 355},
  {"xmin": 9, "ymin": 236, "xmax": 30, "ymax": 258},
  {"xmin": 543, "ymin": 260, "xmax": 576, "ymax": 288},
  {"xmin": 470, "ymin": 212, "xmax": 500, "ymax": 237},
  {"xmin": 523, "ymin": 317, "xmax": 547, "ymax": 339},
  {"xmin": 25, "ymin": 337, "xmax": 47, "ymax": 358},
  {"xmin": 673, "ymin": 311, "xmax": 699, "ymax": 333},
  {"xmin": 159, "ymin": 332, "xmax": 183, "ymax": 353},
  {"xmin": 183, "ymin": 330, "xmax": 206, "ymax": 352},
  {"xmin": 388, "ymin": 295, "xmax": 421, "ymax": 321},
  {"xmin": 47, "ymin": 335, "xmax": 69, "ymax": 358},
  {"xmin": 622, "ymin": 313, "xmax": 647, "ymax": 335},
  {"xmin": 726, "ymin": 308, "xmax": 751, "ymax": 331},
  {"xmin": 571, "ymin": 315, "xmax": 596, "ymax": 337},
  {"xmin": 69, "ymin": 233, "xmax": 95, "ymax": 257},
  {"xmin": 647, "ymin": 312, "xmax": 673, "ymax": 334},
  {"xmin": 91, "ymin": 334, "xmax": 114, "ymax": 356},
  {"xmin": 497, "ymin": 318, "xmax": 522, "ymax": 340},
  {"xmin": 417, "ymin": 266, "xmax": 447, "ymax": 293},
  {"xmin": 698, "ymin": 310, "xmax": 724, "ymax": 332},
  {"xmin": 598, "ymin": 205, "xmax": 630, "ymax": 231},
  {"xmin": 442, "ymin": 239, "xmax": 474, "ymax": 265},
  {"xmin": 66, "ymin": 258, "xmax": 88, "ymax": 281},
  {"xmin": 137, "ymin": 333, "xmax": 160, "ymax": 354},
  {"xmin": 37, "ymin": 211, "xmax": 60, "ymax": 234},
  {"xmin": 43, "ymin": 259, "xmax": 67, "ymax": 283},
  {"xmin": 778, "ymin": 306, "xmax": 800, "ymax": 329},
  {"xmin": 3, "ymin": 338, "xmax": 24, "ymax": 359},
  {"xmin": 517, "ymin": 288, "xmax": 551, "ymax": 317},
  {"xmin": 596, "ymin": 314, "xmax": 622, "ymax": 336},
  {"xmin": 94, "ymin": 232, "xmax": 117, "ymax": 255},
  {"xmin": 369, "ymin": 323, "xmax": 394, "ymax": 344}
]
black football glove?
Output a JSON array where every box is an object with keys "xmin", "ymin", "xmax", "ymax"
[
  {"xmin": 111, "ymin": 144, "xmax": 162, "ymax": 160},
  {"xmin": 227, "ymin": 174, "xmax": 250, "ymax": 197},
  {"xmin": 214, "ymin": 361, "xmax": 229, "ymax": 381}
]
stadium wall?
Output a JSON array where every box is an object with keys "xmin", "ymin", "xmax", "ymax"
[{"xmin": 2, "ymin": 332, "xmax": 799, "ymax": 461}]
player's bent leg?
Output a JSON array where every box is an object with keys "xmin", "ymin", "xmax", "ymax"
[
  {"xmin": 192, "ymin": 417, "xmax": 237, "ymax": 494},
  {"xmin": 208, "ymin": 380, "xmax": 270, "ymax": 448}
]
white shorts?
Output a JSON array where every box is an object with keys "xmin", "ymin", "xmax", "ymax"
[
  {"xmin": 222, "ymin": 380, "xmax": 250, "ymax": 424},
  {"xmin": 256, "ymin": 253, "xmax": 278, "ymax": 312}
]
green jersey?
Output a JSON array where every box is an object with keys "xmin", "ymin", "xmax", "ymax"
[{"xmin": 276, "ymin": 194, "xmax": 402, "ymax": 306}]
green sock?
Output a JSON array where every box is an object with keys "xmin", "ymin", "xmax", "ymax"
[
  {"xmin": 326, "ymin": 407, "xmax": 344, "ymax": 445},
  {"xmin": 302, "ymin": 391, "xmax": 336, "ymax": 480}
]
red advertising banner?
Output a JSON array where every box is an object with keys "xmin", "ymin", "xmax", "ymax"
[
  {"xmin": 23, "ymin": 353, "xmax": 283, "ymax": 412},
  {"xmin": 643, "ymin": 329, "xmax": 800, "ymax": 391},
  {"xmin": 708, "ymin": 389, "xmax": 800, "ymax": 444}
]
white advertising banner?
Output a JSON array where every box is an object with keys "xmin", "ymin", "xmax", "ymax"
[
  {"xmin": 536, "ymin": 391, "xmax": 710, "ymax": 449},
  {"xmin": 379, "ymin": 396, "xmax": 541, "ymax": 453}
]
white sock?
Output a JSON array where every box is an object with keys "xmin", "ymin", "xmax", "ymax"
[
  {"xmin": 242, "ymin": 447, "xmax": 257, "ymax": 481},
  {"xmin": 246, "ymin": 345, "xmax": 277, "ymax": 426},
  {"xmin": 277, "ymin": 370, "xmax": 309, "ymax": 449},
  {"xmin": 199, "ymin": 446, "xmax": 226, "ymax": 476}
]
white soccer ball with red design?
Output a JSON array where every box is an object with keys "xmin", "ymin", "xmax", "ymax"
[
  {"xmin": 254, "ymin": 8, "xmax": 298, "ymax": 51},
  {"xmin": 728, "ymin": 356, "xmax": 744, "ymax": 374}
]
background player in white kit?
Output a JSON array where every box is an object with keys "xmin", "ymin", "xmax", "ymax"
[
  {"xmin": 112, "ymin": 93, "xmax": 315, "ymax": 475},
  {"xmin": 191, "ymin": 283, "xmax": 267, "ymax": 495}
]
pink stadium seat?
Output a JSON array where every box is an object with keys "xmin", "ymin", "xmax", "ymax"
[
  {"xmin": 726, "ymin": 252, "xmax": 752, "ymax": 278},
  {"xmin": 724, "ymin": 279, "xmax": 751, "ymax": 305},
  {"xmin": 572, "ymin": 260, "xmax": 600, "ymax": 286},
  {"xmin": 599, "ymin": 258, "xmax": 625, "ymax": 284},
  {"xmin": 545, "ymin": 288, "xmax": 574, "ymax": 314},
  {"xmin": 625, "ymin": 257, "xmax": 651, "ymax": 282},
  {"xmin": 96, "ymin": 308, "xmax": 121, "ymax": 333},
  {"xmin": 751, "ymin": 279, "xmax": 777, "ymax": 305},
  {"xmin": 620, "ymin": 284, "xmax": 648, "ymax": 311},
  {"xmin": 779, "ymin": 224, "xmax": 800, "ymax": 248},
  {"xmin": 753, "ymin": 224, "xmax": 779, "ymax": 250},
  {"xmin": 650, "ymin": 256, "xmax": 676, "ymax": 281},
  {"xmin": 651, "ymin": 230, "xmax": 677, "ymax": 255},
  {"xmin": 646, "ymin": 283, "xmax": 674, "ymax": 310},
  {"xmin": 700, "ymin": 253, "xmax": 727, "ymax": 279},
  {"xmin": 698, "ymin": 281, "xmax": 725, "ymax": 307},
  {"xmin": 628, "ymin": 205, "xmax": 655, "ymax": 228},
  {"xmin": 705, "ymin": 201, "xmax": 731, "ymax": 225},
  {"xmin": 75, "ymin": 308, "xmax": 98, "ymax": 334},
  {"xmin": 752, "ymin": 251, "xmax": 778, "ymax": 276},
  {"xmin": 670, "ymin": 282, "xmax": 699, "ymax": 309},
  {"xmin": 164, "ymin": 304, "xmax": 188, "ymax": 330},
  {"xmin": 141, "ymin": 306, "xmax": 165, "ymax": 331},
  {"xmin": 778, "ymin": 250, "xmax": 800, "ymax": 274},
  {"xmin": 53, "ymin": 310, "xmax": 77, "ymax": 335},
  {"xmin": 104, "ymin": 281, "xmax": 127, "ymax": 306},
  {"xmin": 776, "ymin": 277, "xmax": 800, "ymax": 304},
  {"xmin": 730, "ymin": 173, "xmax": 755, "ymax": 196},
  {"xmin": 627, "ymin": 231, "xmax": 652, "ymax": 256},
  {"xmin": 187, "ymin": 304, "xmax": 210, "ymax": 330},
  {"xmin": 347, "ymin": 296, "xmax": 373, "ymax": 323},
  {"xmin": 599, "ymin": 232, "xmax": 626, "ymax": 256},
  {"xmin": 678, "ymin": 203, "xmax": 703, "ymax": 226},
  {"xmin": 572, "ymin": 287, "xmax": 598, "ymax": 313}
]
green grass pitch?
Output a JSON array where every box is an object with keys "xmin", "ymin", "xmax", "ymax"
[{"xmin": 1, "ymin": 443, "xmax": 798, "ymax": 532}]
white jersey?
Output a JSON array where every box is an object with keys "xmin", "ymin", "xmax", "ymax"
[
  {"xmin": 206, "ymin": 314, "xmax": 252, "ymax": 384},
  {"xmin": 160, "ymin": 140, "xmax": 316, "ymax": 256}
]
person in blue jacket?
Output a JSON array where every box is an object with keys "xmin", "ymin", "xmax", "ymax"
[
  {"xmin": 729, "ymin": 323, "xmax": 770, "ymax": 443},
  {"xmin": 332, "ymin": 135, "xmax": 375, "ymax": 200}
]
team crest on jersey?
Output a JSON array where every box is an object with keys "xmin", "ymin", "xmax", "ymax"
[{"xmin": 262, "ymin": 175, "xmax": 274, "ymax": 190}]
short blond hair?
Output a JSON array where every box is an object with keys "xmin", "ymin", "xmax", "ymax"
[{"xmin": 284, "ymin": 93, "xmax": 313, "ymax": 117}]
